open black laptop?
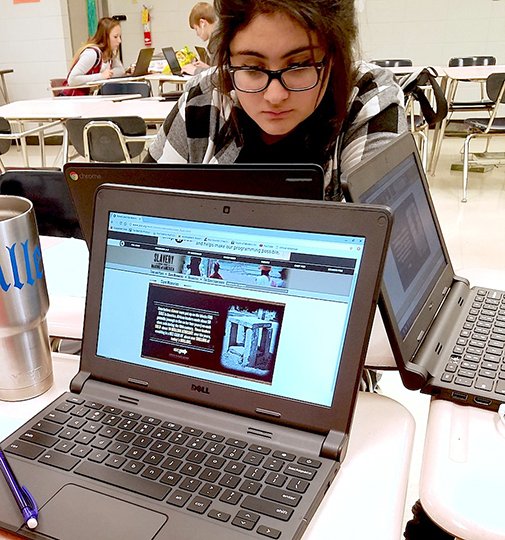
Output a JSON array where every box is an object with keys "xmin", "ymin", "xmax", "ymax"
[
  {"xmin": 162, "ymin": 47, "xmax": 188, "ymax": 77},
  {"xmin": 0, "ymin": 183, "xmax": 391, "ymax": 539},
  {"xmin": 63, "ymin": 163, "xmax": 325, "ymax": 246},
  {"xmin": 342, "ymin": 132, "xmax": 505, "ymax": 410},
  {"xmin": 112, "ymin": 47, "xmax": 154, "ymax": 79},
  {"xmin": 195, "ymin": 46, "xmax": 210, "ymax": 65}
]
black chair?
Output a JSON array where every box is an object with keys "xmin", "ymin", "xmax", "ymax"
[
  {"xmin": 446, "ymin": 56, "xmax": 497, "ymax": 116},
  {"xmin": 370, "ymin": 59, "xmax": 413, "ymax": 68},
  {"xmin": 0, "ymin": 168, "xmax": 82, "ymax": 238},
  {"xmin": 65, "ymin": 116, "xmax": 153, "ymax": 162},
  {"xmin": 98, "ymin": 81, "xmax": 152, "ymax": 97},
  {"xmin": 461, "ymin": 72, "xmax": 505, "ymax": 202},
  {"xmin": 448, "ymin": 56, "xmax": 496, "ymax": 68},
  {"xmin": 0, "ymin": 117, "xmax": 11, "ymax": 172},
  {"xmin": 398, "ymin": 66, "xmax": 448, "ymax": 169}
]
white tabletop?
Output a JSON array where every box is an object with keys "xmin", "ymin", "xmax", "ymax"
[
  {"xmin": 0, "ymin": 96, "xmax": 174, "ymax": 123},
  {"xmin": 420, "ymin": 398, "xmax": 505, "ymax": 540},
  {"xmin": 442, "ymin": 64, "xmax": 505, "ymax": 81},
  {"xmin": 418, "ymin": 267, "xmax": 505, "ymax": 539},
  {"xmin": 41, "ymin": 236, "xmax": 87, "ymax": 340},
  {"xmin": 0, "ymin": 353, "xmax": 415, "ymax": 540}
]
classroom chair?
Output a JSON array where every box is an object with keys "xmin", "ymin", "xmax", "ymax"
[
  {"xmin": 461, "ymin": 72, "xmax": 505, "ymax": 202},
  {"xmin": 370, "ymin": 59, "xmax": 413, "ymax": 68},
  {"xmin": 99, "ymin": 81, "xmax": 152, "ymax": 97},
  {"xmin": 0, "ymin": 168, "xmax": 82, "ymax": 238},
  {"xmin": 0, "ymin": 116, "xmax": 62, "ymax": 171},
  {"xmin": 445, "ymin": 56, "xmax": 497, "ymax": 129},
  {"xmin": 65, "ymin": 116, "xmax": 155, "ymax": 163},
  {"xmin": 0, "ymin": 117, "xmax": 10, "ymax": 172}
]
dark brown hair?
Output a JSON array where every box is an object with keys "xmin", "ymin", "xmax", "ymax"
[{"xmin": 212, "ymin": 0, "xmax": 358, "ymax": 138}]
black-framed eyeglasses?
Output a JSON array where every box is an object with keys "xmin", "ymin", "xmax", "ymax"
[{"xmin": 227, "ymin": 61, "xmax": 326, "ymax": 93}]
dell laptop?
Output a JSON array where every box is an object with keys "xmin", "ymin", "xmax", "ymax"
[
  {"xmin": 0, "ymin": 182, "xmax": 391, "ymax": 539},
  {"xmin": 342, "ymin": 132, "xmax": 505, "ymax": 410}
]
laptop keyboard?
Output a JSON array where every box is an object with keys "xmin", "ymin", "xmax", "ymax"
[
  {"xmin": 443, "ymin": 288, "xmax": 505, "ymax": 397},
  {"xmin": 5, "ymin": 395, "xmax": 324, "ymax": 538}
]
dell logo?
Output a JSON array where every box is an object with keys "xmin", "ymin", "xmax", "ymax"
[{"xmin": 191, "ymin": 384, "xmax": 210, "ymax": 395}]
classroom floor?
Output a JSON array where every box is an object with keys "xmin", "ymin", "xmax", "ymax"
[{"xmin": 2, "ymin": 134, "xmax": 505, "ymax": 538}]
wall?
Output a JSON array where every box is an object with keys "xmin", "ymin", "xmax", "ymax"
[
  {"xmin": 357, "ymin": 0, "xmax": 505, "ymax": 66},
  {"xmin": 106, "ymin": 0, "xmax": 198, "ymax": 67},
  {"xmin": 1, "ymin": 0, "xmax": 505, "ymax": 102},
  {"xmin": 0, "ymin": 0, "xmax": 72, "ymax": 101}
]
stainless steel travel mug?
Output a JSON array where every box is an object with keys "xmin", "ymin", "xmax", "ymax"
[{"xmin": 0, "ymin": 195, "xmax": 53, "ymax": 400}]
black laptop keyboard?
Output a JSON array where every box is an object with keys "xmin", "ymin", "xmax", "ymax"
[
  {"xmin": 5, "ymin": 396, "xmax": 324, "ymax": 538},
  {"xmin": 443, "ymin": 289, "xmax": 505, "ymax": 397}
]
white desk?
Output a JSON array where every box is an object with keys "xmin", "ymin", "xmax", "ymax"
[
  {"xmin": 417, "ymin": 267, "xmax": 505, "ymax": 540},
  {"xmin": 428, "ymin": 65, "xmax": 505, "ymax": 176},
  {"xmin": 420, "ymin": 399, "xmax": 505, "ymax": 540},
  {"xmin": 41, "ymin": 236, "xmax": 88, "ymax": 341},
  {"xmin": 146, "ymin": 73, "xmax": 191, "ymax": 93},
  {"xmin": 0, "ymin": 353, "xmax": 415, "ymax": 540},
  {"xmin": 0, "ymin": 96, "xmax": 174, "ymax": 124},
  {"xmin": 0, "ymin": 96, "xmax": 173, "ymax": 167}
]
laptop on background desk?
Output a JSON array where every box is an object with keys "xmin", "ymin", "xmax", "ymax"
[
  {"xmin": 195, "ymin": 46, "xmax": 210, "ymax": 65},
  {"xmin": 111, "ymin": 47, "xmax": 155, "ymax": 80},
  {"xmin": 0, "ymin": 183, "xmax": 391, "ymax": 539},
  {"xmin": 162, "ymin": 47, "xmax": 191, "ymax": 78},
  {"xmin": 342, "ymin": 132, "xmax": 505, "ymax": 411},
  {"xmin": 63, "ymin": 162, "xmax": 325, "ymax": 247}
]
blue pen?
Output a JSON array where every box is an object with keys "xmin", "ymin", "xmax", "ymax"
[{"xmin": 0, "ymin": 449, "xmax": 38, "ymax": 529}]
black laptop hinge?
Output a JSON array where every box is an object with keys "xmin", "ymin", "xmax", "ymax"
[
  {"xmin": 70, "ymin": 371, "xmax": 91, "ymax": 393},
  {"xmin": 320, "ymin": 430, "xmax": 348, "ymax": 461}
]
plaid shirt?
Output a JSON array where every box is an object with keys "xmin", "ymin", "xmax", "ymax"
[{"xmin": 146, "ymin": 61, "xmax": 407, "ymax": 200}]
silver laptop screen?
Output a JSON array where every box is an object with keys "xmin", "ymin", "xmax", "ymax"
[
  {"xmin": 359, "ymin": 154, "xmax": 446, "ymax": 337},
  {"xmin": 96, "ymin": 212, "xmax": 365, "ymax": 408}
]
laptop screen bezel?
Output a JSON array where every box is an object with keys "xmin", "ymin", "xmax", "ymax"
[
  {"xmin": 341, "ymin": 132, "xmax": 456, "ymax": 389},
  {"xmin": 78, "ymin": 185, "xmax": 391, "ymax": 435}
]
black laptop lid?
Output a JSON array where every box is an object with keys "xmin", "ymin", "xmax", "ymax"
[
  {"xmin": 131, "ymin": 48, "xmax": 154, "ymax": 76},
  {"xmin": 162, "ymin": 47, "xmax": 183, "ymax": 75},
  {"xmin": 63, "ymin": 162, "xmax": 325, "ymax": 246},
  {"xmin": 341, "ymin": 133, "xmax": 456, "ymax": 389}
]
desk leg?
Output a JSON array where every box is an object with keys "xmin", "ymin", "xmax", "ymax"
[
  {"xmin": 428, "ymin": 78, "xmax": 457, "ymax": 176},
  {"xmin": 16, "ymin": 121, "xmax": 30, "ymax": 168},
  {"xmin": 0, "ymin": 73, "xmax": 9, "ymax": 103},
  {"xmin": 39, "ymin": 123, "xmax": 46, "ymax": 168},
  {"xmin": 62, "ymin": 126, "xmax": 69, "ymax": 165}
]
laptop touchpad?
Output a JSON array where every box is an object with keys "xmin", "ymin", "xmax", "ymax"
[{"xmin": 37, "ymin": 484, "xmax": 167, "ymax": 539}]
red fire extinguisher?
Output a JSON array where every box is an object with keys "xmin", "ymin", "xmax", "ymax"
[{"xmin": 142, "ymin": 5, "xmax": 152, "ymax": 47}]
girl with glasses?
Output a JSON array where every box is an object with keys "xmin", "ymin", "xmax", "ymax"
[{"xmin": 145, "ymin": 0, "xmax": 407, "ymax": 200}]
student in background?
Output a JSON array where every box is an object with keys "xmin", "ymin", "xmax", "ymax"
[
  {"xmin": 183, "ymin": 2, "xmax": 217, "ymax": 75},
  {"xmin": 62, "ymin": 17, "xmax": 127, "ymax": 94},
  {"xmin": 145, "ymin": 0, "xmax": 407, "ymax": 201}
]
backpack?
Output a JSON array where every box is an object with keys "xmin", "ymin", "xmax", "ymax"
[
  {"xmin": 398, "ymin": 67, "xmax": 448, "ymax": 128},
  {"xmin": 59, "ymin": 46, "xmax": 102, "ymax": 97}
]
